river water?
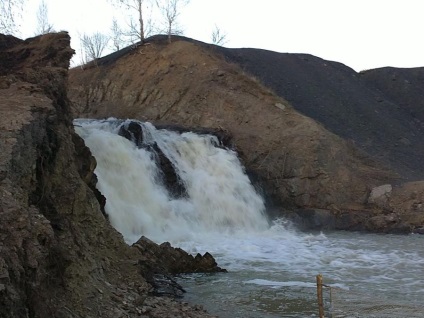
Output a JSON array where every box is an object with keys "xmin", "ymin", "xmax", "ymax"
[
  {"xmin": 176, "ymin": 230, "xmax": 424, "ymax": 317},
  {"xmin": 75, "ymin": 118, "xmax": 424, "ymax": 318}
]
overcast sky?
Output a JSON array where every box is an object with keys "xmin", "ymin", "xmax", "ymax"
[{"xmin": 19, "ymin": 0, "xmax": 424, "ymax": 71}]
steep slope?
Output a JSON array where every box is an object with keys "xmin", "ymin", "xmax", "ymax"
[
  {"xmin": 0, "ymin": 32, "xmax": 144, "ymax": 317},
  {"xmin": 68, "ymin": 36, "xmax": 397, "ymax": 217},
  {"xmin": 0, "ymin": 33, "xmax": 217, "ymax": 318},
  {"xmin": 218, "ymin": 48, "xmax": 424, "ymax": 181},
  {"xmin": 361, "ymin": 66, "xmax": 424, "ymax": 123}
]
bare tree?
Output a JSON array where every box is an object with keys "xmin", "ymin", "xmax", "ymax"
[
  {"xmin": 35, "ymin": 0, "xmax": 53, "ymax": 35},
  {"xmin": 156, "ymin": 0, "xmax": 189, "ymax": 43},
  {"xmin": 0, "ymin": 0, "xmax": 25, "ymax": 34},
  {"xmin": 126, "ymin": 13, "xmax": 155, "ymax": 43},
  {"xmin": 110, "ymin": 0, "xmax": 153, "ymax": 42},
  {"xmin": 211, "ymin": 24, "xmax": 227, "ymax": 46},
  {"xmin": 80, "ymin": 32, "xmax": 110, "ymax": 64},
  {"xmin": 110, "ymin": 17, "xmax": 125, "ymax": 50}
]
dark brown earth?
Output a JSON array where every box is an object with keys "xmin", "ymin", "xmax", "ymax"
[
  {"xmin": 0, "ymin": 33, "xmax": 219, "ymax": 318},
  {"xmin": 216, "ymin": 46, "xmax": 424, "ymax": 182},
  {"xmin": 361, "ymin": 66, "xmax": 424, "ymax": 124}
]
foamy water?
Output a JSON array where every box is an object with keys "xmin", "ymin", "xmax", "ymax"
[{"xmin": 75, "ymin": 118, "xmax": 424, "ymax": 317}]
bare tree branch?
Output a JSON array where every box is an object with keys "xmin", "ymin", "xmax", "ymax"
[
  {"xmin": 110, "ymin": 17, "xmax": 125, "ymax": 50},
  {"xmin": 0, "ymin": 0, "xmax": 25, "ymax": 34},
  {"xmin": 80, "ymin": 32, "xmax": 110, "ymax": 65},
  {"xmin": 109, "ymin": 0, "xmax": 154, "ymax": 42},
  {"xmin": 211, "ymin": 24, "xmax": 227, "ymax": 46},
  {"xmin": 155, "ymin": 0, "xmax": 189, "ymax": 43},
  {"xmin": 35, "ymin": 0, "xmax": 54, "ymax": 35}
]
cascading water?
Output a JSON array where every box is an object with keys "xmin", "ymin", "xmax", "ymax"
[
  {"xmin": 75, "ymin": 118, "xmax": 424, "ymax": 318},
  {"xmin": 74, "ymin": 118, "xmax": 269, "ymax": 244}
]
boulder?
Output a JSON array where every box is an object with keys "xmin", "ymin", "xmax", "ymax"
[{"xmin": 368, "ymin": 184, "xmax": 392, "ymax": 207}]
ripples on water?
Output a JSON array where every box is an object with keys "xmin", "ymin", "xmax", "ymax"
[{"xmin": 177, "ymin": 229, "xmax": 424, "ymax": 317}]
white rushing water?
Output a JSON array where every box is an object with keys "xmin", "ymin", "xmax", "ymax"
[
  {"xmin": 75, "ymin": 118, "xmax": 424, "ymax": 317},
  {"xmin": 74, "ymin": 118, "xmax": 268, "ymax": 244}
]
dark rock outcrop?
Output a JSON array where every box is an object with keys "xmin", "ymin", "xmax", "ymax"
[
  {"xmin": 134, "ymin": 236, "xmax": 226, "ymax": 298},
  {"xmin": 134, "ymin": 236, "xmax": 226, "ymax": 275}
]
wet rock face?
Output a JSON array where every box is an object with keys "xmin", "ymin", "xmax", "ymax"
[
  {"xmin": 72, "ymin": 132, "xmax": 107, "ymax": 216},
  {"xmin": 118, "ymin": 121, "xmax": 187, "ymax": 198},
  {"xmin": 118, "ymin": 121, "xmax": 144, "ymax": 146},
  {"xmin": 117, "ymin": 120, "xmax": 235, "ymax": 200}
]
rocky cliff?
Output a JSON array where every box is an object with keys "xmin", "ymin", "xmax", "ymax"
[
  {"xmin": 67, "ymin": 35, "xmax": 424, "ymax": 233},
  {"xmin": 0, "ymin": 33, "xmax": 219, "ymax": 318}
]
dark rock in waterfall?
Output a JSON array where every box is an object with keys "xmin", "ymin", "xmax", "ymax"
[
  {"xmin": 118, "ymin": 121, "xmax": 144, "ymax": 147},
  {"xmin": 148, "ymin": 143, "xmax": 187, "ymax": 198},
  {"xmin": 118, "ymin": 121, "xmax": 187, "ymax": 198}
]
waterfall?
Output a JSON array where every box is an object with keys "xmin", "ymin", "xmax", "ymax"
[
  {"xmin": 74, "ymin": 118, "xmax": 424, "ymax": 317},
  {"xmin": 74, "ymin": 118, "xmax": 269, "ymax": 244}
]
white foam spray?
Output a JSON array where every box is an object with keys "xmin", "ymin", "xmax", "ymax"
[{"xmin": 74, "ymin": 118, "xmax": 269, "ymax": 244}]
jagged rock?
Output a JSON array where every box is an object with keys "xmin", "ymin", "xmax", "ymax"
[
  {"xmin": 134, "ymin": 236, "xmax": 226, "ymax": 275},
  {"xmin": 72, "ymin": 132, "xmax": 107, "ymax": 216},
  {"xmin": 133, "ymin": 237, "xmax": 226, "ymax": 299}
]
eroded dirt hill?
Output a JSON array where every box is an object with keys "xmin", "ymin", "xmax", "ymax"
[
  {"xmin": 68, "ymin": 35, "xmax": 424, "ymax": 233},
  {"xmin": 218, "ymin": 47, "xmax": 424, "ymax": 181}
]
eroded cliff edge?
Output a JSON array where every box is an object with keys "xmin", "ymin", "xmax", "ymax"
[{"xmin": 0, "ymin": 33, "xmax": 219, "ymax": 318}]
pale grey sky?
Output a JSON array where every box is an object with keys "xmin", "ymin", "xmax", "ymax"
[{"xmin": 19, "ymin": 0, "xmax": 424, "ymax": 71}]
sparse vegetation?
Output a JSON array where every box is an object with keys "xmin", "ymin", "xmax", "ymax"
[
  {"xmin": 0, "ymin": 0, "xmax": 25, "ymax": 34},
  {"xmin": 35, "ymin": 0, "xmax": 54, "ymax": 35},
  {"xmin": 109, "ymin": 0, "xmax": 154, "ymax": 42},
  {"xmin": 80, "ymin": 32, "xmax": 110, "ymax": 65},
  {"xmin": 211, "ymin": 24, "xmax": 227, "ymax": 46},
  {"xmin": 155, "ymin": 0, "xmax": 189, "ymax": 43}
]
